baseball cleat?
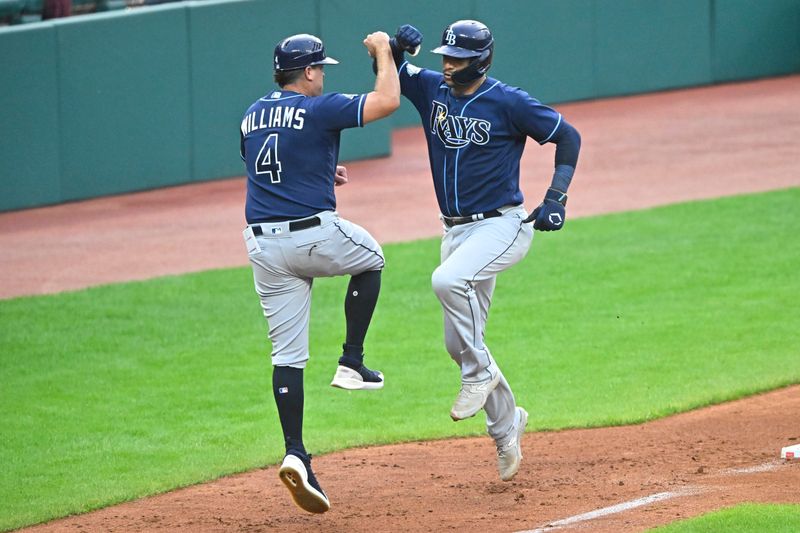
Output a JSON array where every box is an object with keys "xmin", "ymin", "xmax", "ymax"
[
  {"xmin": 496, "ymin": 407, "xmax": 528, "ymax": 481},
  {"xmin": 278, "ymin": 452, "xmax": 330, "ymax": 514},
  {"xmin": 450, "ymin": 372, "xmax": 501, "ymax": 421},
  {"xmin": 330, "ymin": 364, "xmax": 384, "ymax": 390}
]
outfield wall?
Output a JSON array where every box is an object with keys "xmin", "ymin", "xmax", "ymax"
[{"xmin": 1, "ymin": 0, "xmax": 798, "ymax": 211}]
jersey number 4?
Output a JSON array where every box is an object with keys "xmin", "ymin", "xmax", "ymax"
[{"xmin": 255, "ymin": 133, "xmax": 282, "ymax": 183}]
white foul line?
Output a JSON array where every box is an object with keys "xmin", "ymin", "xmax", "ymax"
[
  {"xmin": 516, "ymin": 460, "xmax": 782, "ymax": 533},
  {"xmin": 721, "ymin": 461, "xmax": 781, "ymax": 475},
  {"xmin": 516, "ymin": 488, "xmax": 698, "ymax": 533}
]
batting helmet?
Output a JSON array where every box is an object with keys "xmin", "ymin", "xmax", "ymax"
[
  {"xmin": 274, "ymin": 34, "xmax": 339, "ymax": 72},
  {"xmin": 431, "ymin": 20, "xmax": 494, "ymax": 85}
]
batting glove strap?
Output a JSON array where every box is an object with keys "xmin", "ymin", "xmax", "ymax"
[{"xmin": 544, "ymin": 187, "xmax": 568, "ymax": 206}]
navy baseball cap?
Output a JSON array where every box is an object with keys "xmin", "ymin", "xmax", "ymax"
[{"xmin": 274, "ymin": 34, "xmax": 339, "ymax": 72}]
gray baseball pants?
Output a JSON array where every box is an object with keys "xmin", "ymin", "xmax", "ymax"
[
  {"xmin": 431, "ymin": 205, "xmax": 533, "ymax": 443},
  {"xmin": 244, "ymin": 210, "xmax": 384, "ymax": 368}
]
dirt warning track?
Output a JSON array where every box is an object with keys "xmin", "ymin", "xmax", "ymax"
[{"xmin": 1, "ymin": 75, "xmax": 799, "ymax": 300}]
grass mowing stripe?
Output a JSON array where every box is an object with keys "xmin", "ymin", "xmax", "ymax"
[{"xmin": 1, "ymin": 188, "xmax": 798, "ymax": 530}]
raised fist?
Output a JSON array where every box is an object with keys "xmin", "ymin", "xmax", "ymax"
[{"xmin": 393, "ymin": 24, "xmax": 422, "ymax": 55}]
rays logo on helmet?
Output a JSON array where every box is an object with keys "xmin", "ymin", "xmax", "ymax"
[
  {"xmin": 445, "ymin": 28, "xmax": 457, "ymax": 45},
  {"xmin": 430, "ymin": 101, "xmax": 491, "ymax": 149}
]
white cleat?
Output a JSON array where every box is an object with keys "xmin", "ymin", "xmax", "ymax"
[
  {"xmin": 497, "ymin": 407, "xmax": 529, "ymax": 481},
  {"xmin": 450, "ymin": 372, "xmax": 501, "ymax": 421}
]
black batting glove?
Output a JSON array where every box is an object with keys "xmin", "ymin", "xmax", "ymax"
[
  {"xmin": 391, "ymin": 24, "xmax": 422, "ymax": 55},
  {"xmin": 524, "ymin": 188, "xmax": 568, "ymax": 231}
]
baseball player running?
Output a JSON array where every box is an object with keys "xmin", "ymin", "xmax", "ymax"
[
  {"xmin": 240, "ymin": 32, "xmax": 400, "ymax": 513},
  {"xmin": 387, "ymin": 20, "xmax": 581, "ymax": 481}
]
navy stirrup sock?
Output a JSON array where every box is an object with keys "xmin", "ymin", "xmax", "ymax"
[
  {"xmin": 272, "ymin": 366, "xmax": 305, "ymax": 454},
  {"xmin": 340, "ymin": 270, "xmax": 381, "ymax": 369}
]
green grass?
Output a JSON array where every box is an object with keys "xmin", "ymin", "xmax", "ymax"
[
  {"xmin": 651, "ymin": 504, "xmax": 800, "ymax": 532},
  {"xmin": 1, "ymin": 188, "xmax": 799, "ymax": 530}
]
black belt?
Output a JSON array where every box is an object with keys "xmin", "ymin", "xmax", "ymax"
[
  {"xmin": 251, "ymin": 216, "xmax": 321, "ymax": 236},
  {"xmin": 442, "ymin": 209, "xmax": 503, "ymax": 227}
]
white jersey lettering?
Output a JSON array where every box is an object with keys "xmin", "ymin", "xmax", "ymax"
[
  {"xmin": 271, "ymin": 106, "xmax": 282, "ymax": 128},
  {"xmin": 430, "ymin": 100, "xmax": 492, "ymax": 149},
  {"xmin": 281, "ymin": 107, "xmax": 295, "ymax": 128},
  {"xmin": 293, "ymin": 108, "xmax": 305, "ymax": 130}
]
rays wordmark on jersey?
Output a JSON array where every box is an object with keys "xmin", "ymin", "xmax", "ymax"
[{"xmin": 430, "ymin": 100, "xmax": 491, "ymax": 149}]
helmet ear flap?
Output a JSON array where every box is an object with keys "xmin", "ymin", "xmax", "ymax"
[
  {"xmin": 477, "ymin": 47, "xmax": 492, "ymax": 75},
  {"xmin": 451, "ymin": 46, "xmax": 493, "ymax": 86}
]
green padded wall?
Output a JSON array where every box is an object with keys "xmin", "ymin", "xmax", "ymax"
[
  {"xmin": 593, "ymin": 0, "xmax": 712, "ymax": 97},
  {"xmin": 56, "ymin": 7, "xmax": 192, "ymax": 200},
  {"xmin": 1, "ymin": 0, "xmax": 799, "ymax": 212},
  {"xmin": 475, "ymin": 0, "xmax": 596, "ymax": 104},
  {"xmin": 188, "ymin": 0, "xmax": 317, "ymax": 182},
  {"xmin": 317, "ymin": 0, "xmax": 482, "ymax": 130},
  {"xmin": 0, "ymin": 24, "xmax": 61, "ymax": 211},
  {"xmin": 713, "ymin": 0, "xmax": 800, "ymax": 81}
]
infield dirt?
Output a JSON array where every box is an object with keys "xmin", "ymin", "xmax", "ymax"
[{"xmin": 9, "ymin": 75, "xmax": 800, "ymax": 532}]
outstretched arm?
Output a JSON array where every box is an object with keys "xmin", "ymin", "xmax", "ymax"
[{"xmin": 362, "ymin": 31, "xmax": 401, "ymax": 124}]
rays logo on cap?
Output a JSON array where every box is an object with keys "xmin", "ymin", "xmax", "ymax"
[{"xmin": 445, "ymin": 28, "xmax": 457, "ymax": 45}]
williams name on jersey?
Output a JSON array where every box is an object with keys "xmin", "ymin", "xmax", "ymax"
[{"xmin": 241, "ymin": 105, "xmax": 306, "ymax": 136}]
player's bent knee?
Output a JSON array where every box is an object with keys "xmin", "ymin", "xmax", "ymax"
[
  {"xmin": 431, "ymin": 266, "xmax": 464, "ymax": 298},
  {"xmin": 271, "ymin": 352, "xmax": 309, "ymax": 369}
]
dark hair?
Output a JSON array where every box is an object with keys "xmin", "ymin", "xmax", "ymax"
[{"xmin": 274, "ymin": 68, "xmax": 305, "ymax": 87}]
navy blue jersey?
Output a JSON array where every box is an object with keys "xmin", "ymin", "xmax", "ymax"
[
  {"xmin": 240, "ymin": 89, "xmax": 366, "ymax": 222},
  {"xmin": 399, "ymin": 62, "xmax": 562, "ymax": 216}
]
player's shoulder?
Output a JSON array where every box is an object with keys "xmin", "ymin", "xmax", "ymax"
[
  {"xmin": 302, "ymin": 92, "xmax": 357, "ymax": 106},
  {"xmin": 490, "ymin": 78, "xmax": 541, "ymax": 102},
  {"xmin": 401, "ymin": 61, "xmax": 442, "ymax": 82},
  {"xmin": 317, "ymin": 92, "xmax": 363, "ymax": 102},
  {"xmin": 304, "ymin": 92, "xmax": 361, "ymax": 112}
]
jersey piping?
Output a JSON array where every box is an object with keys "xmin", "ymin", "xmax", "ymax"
[
  {"xmin": 452, "ymin": 81, "xmax": 501, "ymax": 215},
  {"xmin": 259, "ymin": 94, "xmax": 305, "ymax": 102},
  {"xmin": 540, "ymin": 113, "xmax": 562, "ymax": 144},
  {"xmin": 356, "ymin": 94, "xmax": 365, "ymax": 127}
]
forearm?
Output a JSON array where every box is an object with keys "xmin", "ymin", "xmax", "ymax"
[
  {"xmin": 373, "ymin": 45, "xmax": 400, "ymax": 103},
  {"xmin": 550, "ymin": 121, "xmax": 581, "ymax": 192},
  {"xmin": 362, "ymin": 41, "xmax": 400, "ymax": 123},
  {"xmin": 372, "ymin": 40, "xmax": 406, "ymax": 74}
]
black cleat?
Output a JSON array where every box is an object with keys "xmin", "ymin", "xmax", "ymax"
[
  {"xmin": 330, "ymin": 364, "xmax": 384, "ymax": 390},
  {"xmin": 278, "ymin": 451, "xmax": 330, "ymax": 514}
]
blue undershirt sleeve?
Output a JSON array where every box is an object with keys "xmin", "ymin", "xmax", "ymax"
[{"xmin": 547, "ymin": 120, "xmax": 581, "ymax": 192}]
